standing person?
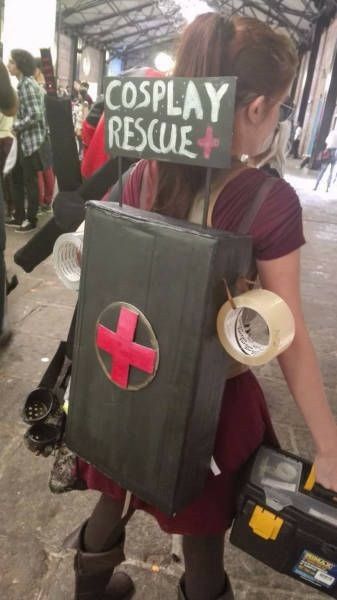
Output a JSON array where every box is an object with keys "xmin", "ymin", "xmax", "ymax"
[
  {"xmin": 290, "ymin": 122, "xmax": 302, "ymax": 158},
  {"xmin": 314, "ymin": 126, "xmax": 337, "ymax": 192},
  {"xmin": 74, "ymin": 90, "xmax": 89, "ymax": 160},
  {"xmin": 7, "ymin": 49, "xmax": 47, "ymax": 232},
  {"xmin": 65, "ymin": 15, "xmax": 337, "ymax": 600},
  {"xmin": 81, "ymin": 96, "xmax": 104, "ymax": 161},
  {"xmin": 79, "ymin": 81, "xmax": 93, "ymax": 107},
  {"xmin": 34, "ymin": 57, "xmax": 55, "ymax": 212},
  {"xmin": 0, "ymin": 88, "xmax": 15, "ymax": 219},
  {"xmin": 0, "ymin": 61, "xmax": 17, "ymax": 346}
]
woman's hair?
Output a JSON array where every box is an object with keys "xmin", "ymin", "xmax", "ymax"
[
  {"xmin": 11, "ymin": 49, "xmax": 36, "ymax": 77},
  {"xmin": 152, "ymin": 13, "xmax": 298, "ymax": 219}
]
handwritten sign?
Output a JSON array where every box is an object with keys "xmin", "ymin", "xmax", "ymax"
[{"xmin": 104, "ymin": 77, "xmax": 236, "ymax": 168}]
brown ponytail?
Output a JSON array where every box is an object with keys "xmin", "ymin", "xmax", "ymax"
[{"xmin": 152, "ymin": 13, "xmax": 298, "ymax": 220}]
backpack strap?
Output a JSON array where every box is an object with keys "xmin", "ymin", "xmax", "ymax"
[
  {"xmin": 237, "ymin": 176, "xmax": 279, "ymax": 235},
  {"xmin": 107, "ymin": 166, "xmax": 134, "ymax": 203}
]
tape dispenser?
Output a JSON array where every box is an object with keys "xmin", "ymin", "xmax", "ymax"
[{"xmin": 231, "ymin": 446, "xmax": 337, "ymax": 596}]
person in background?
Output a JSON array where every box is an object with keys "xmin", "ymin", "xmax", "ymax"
[
  {"xmin": 0, "ymin": 61, "xmax": 17, "ymax": 347},
  {"xmin": 314, "ymin": 126, "xmax": 337, "ymax": 192},
  {"xmin": 34, "ymin": 57, "xmax": 55, "ymax": 212},
  {"xmin": 7, "ymin": 49, "xmax": 47, "ymax": 232},
  {"xmin": 79, "ymin": 81, "xmax": 93, "ymax": 107},
  {"xmin": 71, "ymin": 80, "xmax": 81, "ymax": 102},
  {"xmin": 73, "ymin": 92, "xmax": 89, "ymax": 160},
  {"xmin": 0, "ymin": 72, "xmax": 16, "ymax": 219},
  {"xmin": 290, "ymin": 122, "xmax": 302, "ymax": 158},
  {"xmin": 81, "ymin": 96, "xmax": 104, "ymax": 161}
]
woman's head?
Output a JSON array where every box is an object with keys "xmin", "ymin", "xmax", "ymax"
[
  {"xmin": 174, "ymin": 13, "xmax": 298, "ymax": 156},
  {"xmin": 153, "ymin": 13, "xmax": 298, "ymax": 218}
]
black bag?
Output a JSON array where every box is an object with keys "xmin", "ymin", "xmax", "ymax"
[{"xmin": 65, "ymin": 201, "xmax": 252, "ymax": 515}]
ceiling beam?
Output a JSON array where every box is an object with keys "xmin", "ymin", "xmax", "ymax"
[
  {"xmin": 87, "ymin": 20, "xmax": 171, "ymax": 43},
  {"xmin": 209, "ymin": 0, "xmax": 317, "ymax": 33},
  {"xmin": 62, "ymin": 2, "xmax": 154, "ymax": 27},
  {"xmin": 120, "ymin": 31, "xmax": 176, "ymax": 54},
  {"xmin": 242, "ymin": 0, "xmax": 309, "ymax": 38},
  {"xmin": 61, "ymin": 0, "xmax": 107, "ymax": 18}
]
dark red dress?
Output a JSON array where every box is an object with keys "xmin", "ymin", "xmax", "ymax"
[{"xmin": 77, "ymin": 161, "xmax": 305, "ymax": 535}]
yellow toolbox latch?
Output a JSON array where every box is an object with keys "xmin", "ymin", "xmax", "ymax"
[
  {"xmin": 249, "ymin": 505, "xmax": 284, "ymax": 540},
  {"xmin": 304, "ymin": 465, "xmax": 316, "ymax": 491}
]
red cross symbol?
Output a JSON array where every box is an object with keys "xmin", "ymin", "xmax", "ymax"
[
  {"xmin": 197, "ymin": 126, "xmax": 220, "ymax": 159},
  {"xmin": 96, "ymin": 306, "xmax": 157, "ymax": 389}
]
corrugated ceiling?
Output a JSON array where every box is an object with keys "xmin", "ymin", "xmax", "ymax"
[{"xmin": 59, "ymin": 0, "xmax": 333, "ymax": 58}]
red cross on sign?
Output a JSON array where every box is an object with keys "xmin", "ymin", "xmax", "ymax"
[
  {"xmin": 197, "ymin": 126, "xmax": 220, "ymax": 160},
  {"xmin": 96, "ymin": 306, "xmax": 157, "ymax": 389}
]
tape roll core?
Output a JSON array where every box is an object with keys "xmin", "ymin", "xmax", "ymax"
[
  {"xmin": 53, "ymin": 232, "xmax": 83, "ymax": 290},
  {"xmin": 217, "ymin": 289, "xmax": 295, "ymax": 367}
]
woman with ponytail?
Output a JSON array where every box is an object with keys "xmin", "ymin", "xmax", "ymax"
[{"xmin": 68, "ymin": 14, "xmax": 337, "ymax": 600}]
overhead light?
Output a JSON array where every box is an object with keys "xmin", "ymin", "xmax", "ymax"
[
  {"xmin": 176, "ymin": 0, "xmax": 213, "ymax": 23},
  {"xmin": 154, "ymin": 52, "xmax": 174, "ymax": 73}
]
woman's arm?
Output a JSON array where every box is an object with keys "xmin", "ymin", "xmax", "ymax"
[{"xmin": 257, "ymin": 249, "xmax": 337, "ymax": 491}]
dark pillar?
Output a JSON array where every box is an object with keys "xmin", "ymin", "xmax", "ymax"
[
  {"xmin": 310, "ymin": 44, "xmax": 337, "ymax": 167},
  {"xmin": 297, "ymin": 18, "xmax": 325, "ymax": 126}
]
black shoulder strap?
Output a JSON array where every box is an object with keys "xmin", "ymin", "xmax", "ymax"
[
  {"xmin": 65, "ymin": 165, "xmax": 134, "ymax": 360},
  {"xmin": 107, "ymin": 166, "xmax": 133, "ymax": 203},
  {"xmin": 237, "ymin": 176, "xmax": 278, "ymax": 235},
  {"xmin": 65, "ymin": 304, "xmax": 78, "ymax": 360}
]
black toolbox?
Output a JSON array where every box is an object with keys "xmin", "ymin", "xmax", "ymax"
[{"xmin": 230, "ymin": 446, "xmax": 337, "ymax": 596}]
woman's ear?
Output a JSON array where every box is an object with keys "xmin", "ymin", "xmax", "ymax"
[{"xmin": 246, "ymin": 95, "xmax": 267, "ymax": 125}]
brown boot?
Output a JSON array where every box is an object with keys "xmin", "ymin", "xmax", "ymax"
[
  {"xmin": 65, "ymin": 521, "xmax": 135, "ymax": 600},
  {"xmin": 178, "ymin": 574, "xmax": 234, "ymax": 599}
]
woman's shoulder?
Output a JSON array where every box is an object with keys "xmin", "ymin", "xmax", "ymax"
[
  {"xmin": 214, "ymin": 167, "xmax": 304, "ymax": 260},
  {"xmin": 250, "ymin": 172, "xmax": 305, "ymax": 260},
  {"xmin": 227, "ymin": 167, "xmax": 301, "ymax": 214}
]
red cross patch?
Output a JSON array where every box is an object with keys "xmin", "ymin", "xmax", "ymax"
[{"xmin": 95, "ymin": 302, "xmax": 159, "ymax": 390}]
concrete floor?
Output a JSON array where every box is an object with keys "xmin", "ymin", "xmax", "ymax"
[{"xmin": 1, "ymin": 160, "xmax": 336, "ymax": 599}]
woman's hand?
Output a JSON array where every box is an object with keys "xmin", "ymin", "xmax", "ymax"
[{"xmin": 314, "ymin": 451, "xmax": 337, "ymax": 493}]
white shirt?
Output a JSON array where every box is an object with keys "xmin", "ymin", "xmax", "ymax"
[
  {"xmin": 326, "ymin": 129, "xmax": 337, "ymax": 149},
  {"xmin": 294, "ymin": 126, "xmax": 302, "ymax": 141},
  {"xmin": 0, "ymin": 112, "xmax": 13, "ymax": 139}
]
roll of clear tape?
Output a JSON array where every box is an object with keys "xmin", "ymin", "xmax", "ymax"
[
  {"xmin": 217, "ymin": 289, "xmax": 295, "ymax": 366},
  {"xmin": 53, "ymin": 232, "xmax": 83, "ymax": 290}
]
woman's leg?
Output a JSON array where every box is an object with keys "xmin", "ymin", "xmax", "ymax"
[
  {"xmin": 314, "ymin": 163, "xmax": 328, "ymax": 190},
  {"xmin": 327, "ymin": 161, "xmax": 336, "ymax": 191},
  {"xmin": 43, "ymin": 167, "xmax": 55, "ymax": 205},
  {"xmin": 182, "ymin": 534, "xmax": 228, "ymax": 600},
  {"xmin": 70, "ymin": 494, "xmax": 135, "ymax": 600},
  {"xmin": 84, "ymin": 493, "xmax": 134, "ymax": 552},
  {"xmin": 37, "ymin": 171, "xmax": 45, "ymax": 206}
]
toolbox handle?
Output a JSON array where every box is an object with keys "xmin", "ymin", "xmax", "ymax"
[
  {"xmin": 312, "ymin": 483, "xmax": 337, "ymax": 503},
  {"xmin": 304, "ymin": 465, "xmax": 337, "ymax": 503}
]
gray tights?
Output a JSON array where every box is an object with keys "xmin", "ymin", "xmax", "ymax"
[{"xmin": 84, "ymin": 493, "xmax": 226, "ymax": 600}]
